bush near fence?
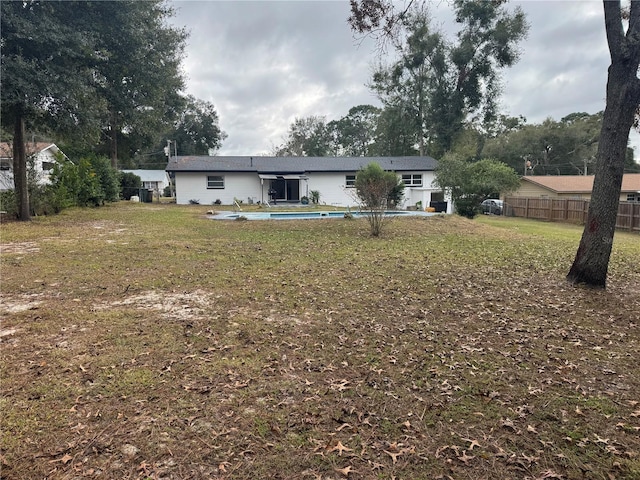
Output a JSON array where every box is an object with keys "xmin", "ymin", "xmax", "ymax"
[{"xmin": 503, "ymin": 197, "xmax": 640, "ymax": 232}]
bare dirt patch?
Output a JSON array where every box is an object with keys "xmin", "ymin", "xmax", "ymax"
[{"xmin": 0, "ymin": 242, "xmax": 40, "ymax": 255}]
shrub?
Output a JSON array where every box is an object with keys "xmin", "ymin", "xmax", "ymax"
[
  {"xmin": 0, "ymin": 190, "xmax": 17, "ymax": 218},
  {"xmin": 354, "ymin": 162, "xmax": 405, "ymax": 236},
  {"xmin": 120, "ymin": 172, "xmax": 142, "ymax": 200},
  {"xmin": 89, "ymin": 155, "xmax": 119, "ymax": 203}
]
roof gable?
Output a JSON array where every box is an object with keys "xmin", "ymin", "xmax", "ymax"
[
  {"xmin": 166, "ymin": 155, "xmax": 438, "ymax": 173},
  {"xmin": 0, "ymin": 142, "xmax": 60, "ymax": 158}
]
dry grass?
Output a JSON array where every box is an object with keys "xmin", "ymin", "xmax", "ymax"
[{"xmin": 1, "ymin": 202, "xmax": 639, "ymax": 479}]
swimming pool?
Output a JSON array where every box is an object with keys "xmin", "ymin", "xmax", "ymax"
[{"xmin": 212, "ymin": 210, "xmax": 434, "ymax": 220}]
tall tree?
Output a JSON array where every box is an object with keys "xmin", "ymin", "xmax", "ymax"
[
  {"xmin": 567, "ymin": 1, "xmax": 640, "ymax": 288},
  {"xmin": 89, "ymin": 1, "xmax": 187, "ymax": 168},
  {"xmin": 371, "ymin": 104, "xmax": 419, "ymax": 156},
  {"xmin": 1, "ymin": 1, "xmax": 188, "ymax": 219},
  {"xmin": 170, "ymin": 96, "xmax": 227, "ymax": 157},
  {"xmin": 368, "ymin": 2, "xmax": 528, "ymax": 158},
  {"xmin": 331, "ymin": 105, "xmax": 381, "ymax": 156},
  {"xmin": 1, "ymin": 1, "xmax": 103, "ymax": 220},
  {"xmin": 275, "ymin": 116, "xmax": 333, "ymax": 156}
]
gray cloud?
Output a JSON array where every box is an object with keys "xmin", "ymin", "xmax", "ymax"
[{"xmin": 171, "ymin": 0, "xmax": 638, "ymax": 156}]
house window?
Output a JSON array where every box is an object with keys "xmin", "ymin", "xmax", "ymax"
[
  {"xmin": 627, "ymin": 193, "xmax": 639, "ymax": 203},
  {"xmin": 345, "ymin": 174, "xmax": 356, "ymax": 188},
  {"xmin": 402, "ymin": 174, "xmax": 422, "ymax": 187},
  {"xmin": 207, "ymin": 175, "xmax": 224, "ymax": 189},
  {"xmin": 0, "ymin": 160, "xmax": 10, "ymax": 171},
  {"xmin": 42, "ymin": 161, "xmax": 55, "ymax": 171}
]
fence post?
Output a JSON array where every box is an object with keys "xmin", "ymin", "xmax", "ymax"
[{"xmin": 583, "ymin": 200, "xmax": 589, "ymax": 224}]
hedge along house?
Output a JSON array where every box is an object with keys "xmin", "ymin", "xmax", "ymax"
[{"xmin": 165, "ymin": 155, "xmax": 451, "ymax": 211}]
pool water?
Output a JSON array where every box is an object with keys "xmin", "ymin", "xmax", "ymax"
[{"xmin": 213, "ymin": 210, "xmax": 434, "ymax": 220}]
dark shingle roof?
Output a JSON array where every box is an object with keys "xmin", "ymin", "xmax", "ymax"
[{"xmin": 166, "ymin": 156, "xmax": 437, "ymax": 173}]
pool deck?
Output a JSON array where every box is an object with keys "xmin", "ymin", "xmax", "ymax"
[{"xmin": 209, "ymin": 209, "xmax": 437, "ymax": 220}]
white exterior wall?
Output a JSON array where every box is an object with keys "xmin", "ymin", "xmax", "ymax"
[
  {"xmin": 305, "ymin": 172, "xmax": 358, "ymax": 207},
  {"xmin": 401, "ymin": 171, "xmax": 453, "ymax": 213},
  {"xmin": 174, "ymin": 170, "xmax": 450, "ymax": 211},
  {"xmin": 175, "ymin": 172, "xmax": 263, "ymax": 205},
  {"xmin": 0, "ymin": 147, "xmax": 60, "ymax": 191}
]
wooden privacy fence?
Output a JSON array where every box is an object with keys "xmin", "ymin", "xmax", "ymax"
[{"xmin": 503, "ymin": 197, "xmax": 640, "ymax": 232}]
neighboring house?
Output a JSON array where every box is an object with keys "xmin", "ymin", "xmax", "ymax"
[
  {"xmin": 120, "ymin": 169, "xmax": 170, "ymax": 194},
  {"xmin": 166, "ymin": 155, "xmax": 452, "ymax": 212},
  {"xmin": 511, "ymin": 174, "xmax": 640, "ymax": 202},
  {"xmin": 0, "ymin": 142, "xmax": 68, "ymax": 191}
]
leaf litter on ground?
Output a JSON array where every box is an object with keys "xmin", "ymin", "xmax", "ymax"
[{"xmin": 0, "ymin": 203, "xmax": 638, "ymax": 479}]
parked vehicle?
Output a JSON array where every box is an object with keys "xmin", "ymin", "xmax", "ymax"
[{"xmin": 481, "ymin": 199, "xmax": 503, "ymax": 215}]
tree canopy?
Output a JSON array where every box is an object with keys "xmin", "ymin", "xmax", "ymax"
[
  {"xmin": 167, "ymin": 96, "xmax": 227, "ymax": 157},
  {"xmin": 433, "ymin": 154, "xmax": 520, "ymax": 218},
  {"xmin": 369, "ymin": 2, "xmax": 528, "ymax": 157},
  {"xmin": 274, "ymin": 116, "xmax": 333, "ymax": 156},
  {"xmin": 1, "ymin": 1, "xmax": 221, "ymax": 219},
  {"xmin": 88, "ymin": 1, "xmax": 188, "ymax": 168}
]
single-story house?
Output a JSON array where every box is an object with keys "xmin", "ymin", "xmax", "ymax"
[
  {"xmin": 165, "ymin": 155, "xmax": 451, "ymax": 212},
  {"xmin": 511, "ymin": 174, "xmax": 640, "ymax": 202},
  {"xmin": 0, "ymin": 142, "xmax": 68, "ymax": 191},
  {"xmin": 120, "ymin": 169, "xmax": 170, "ymax": 194}
]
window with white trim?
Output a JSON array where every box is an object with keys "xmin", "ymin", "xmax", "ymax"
[
  {"xmin": 207, "ymin": 175, "xmax": 224, "ymax": 189},
  {"xmin": 627, "ymin": 193, "xmax": 639, "ymax": 203},
  {"xmin": 402, "ymin": 174, "xmax": 422, "ymax": 187},
  {"xmin": 345, "ymin": 174, "xmax": 356, "ymax": 188}
]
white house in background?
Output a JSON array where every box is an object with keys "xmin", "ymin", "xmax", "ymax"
[
  {"xmin": 0, "ymin": 142, "xmax": 68, "ymax": 191},
  {"xmin": 120, "ymin": 169, "xmax": 170, "ymax": 194},
  {"xmin": 166, "ymin": 155, "xmax": 451, "ymax": 212}
]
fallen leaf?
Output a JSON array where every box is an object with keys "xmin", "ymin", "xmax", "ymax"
[
  {"xmin": 60, "ymin": 453, "xmax": 72, "ymax": 464},
  {"xmin": 457, "ymin": 451, "xmax": 474, "ymax": 465},
  {"xmin": 384, "ymin": 449, "xmax": 402, "ymax": 464},
  {"xmin": 463, "ymin": 438, "xmax": 481, "ymax": 450},
  {"xmin": 327, "ymin": 441, "xmax": 353, "ymax": 456},
  {"xmin": 536, "ymin": 469, "xmax": 564, "ymax": 479},
  {"xmin": 334, "ymin": 465, "xmax": 353, "ymax": 477}
]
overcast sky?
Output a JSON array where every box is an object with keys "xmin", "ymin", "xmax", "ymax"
[{"xmin": 170, "ymin": 0, "xmax": 639, "ymax": 157}]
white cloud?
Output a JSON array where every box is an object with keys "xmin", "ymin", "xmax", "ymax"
[{"xmin": 170, "ymin": 0, "xmax": 639, "ymax": 157}]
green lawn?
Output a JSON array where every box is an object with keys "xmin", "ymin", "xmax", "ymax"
[{"xmin": 1, "ymin": 203, "xmax": 639, "ymax": 479}]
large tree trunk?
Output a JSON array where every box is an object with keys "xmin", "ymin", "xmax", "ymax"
[
  {"xmin": 109, "ymin": 111, "xmax": 118, "ymax": 169},
  {"xmin": 13, "ymin": 113, "xmax": 30, "ymax": 221},
  {"xmin": 567, "ymin": 1, "xmax": 640, "ymax": 288}
]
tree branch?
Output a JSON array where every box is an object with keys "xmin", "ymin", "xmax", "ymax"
[
  {"xmin": 603, "ymin": 0, "xmax": 624, "ymax": 60},
  {"xmin": 627, "ymin": 0, "xmax": 640, "ymax": 58}
]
